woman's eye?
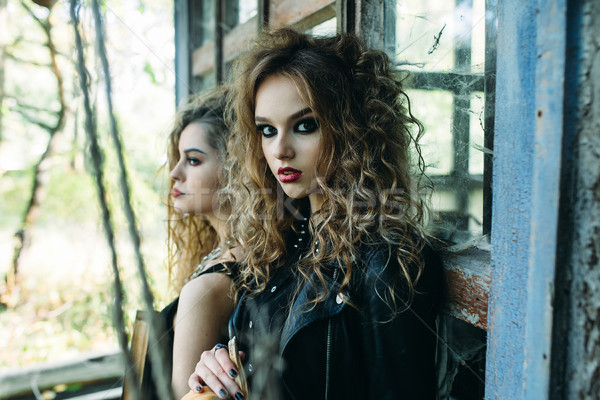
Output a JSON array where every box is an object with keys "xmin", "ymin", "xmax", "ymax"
[
  {"xmin": 257, "ymin": 124, "xmax": 277, "ymax": 137},
  {"xmin": 296, "ymin": 118, "xmax": 319, "ymax": 134},
  {"xmin": 187, "ymin": 157, "xmax": 201, "ymax": 166}
]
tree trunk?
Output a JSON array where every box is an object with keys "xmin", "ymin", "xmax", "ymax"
[{"xmin": 2, "ymin": 2, "xmax": 66, "ymax": 306}]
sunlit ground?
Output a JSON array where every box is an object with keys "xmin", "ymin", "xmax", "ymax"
[{"xmin": 0, "ymin": 217, "xmax": 172, "ymax": 370}]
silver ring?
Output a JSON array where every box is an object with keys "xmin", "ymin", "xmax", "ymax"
[{"xmin": 214, "ymin": 343, "xmax": 228, "ymax": 356}]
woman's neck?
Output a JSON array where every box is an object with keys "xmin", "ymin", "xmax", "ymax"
[{"xmin": 206, "ymin": 213, "xmax": 229, "ymax": 248}]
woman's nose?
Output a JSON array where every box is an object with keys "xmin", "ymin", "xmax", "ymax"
[
  {"xmin": 170, "ymin": 161, "xmax": 183, "ymax": 181},
  {"xmin": 272, "ymin": 133, "xmax": 294, "ymax": 160}
]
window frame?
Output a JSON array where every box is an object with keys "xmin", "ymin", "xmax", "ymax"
[{"xmin": 175, "ymin": 0, "xmax": 548, "ymax": 396}]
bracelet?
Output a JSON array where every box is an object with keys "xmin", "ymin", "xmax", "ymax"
[{"xmin": 214, "ymin": 343, "xmax": 228, "ymax": 356}]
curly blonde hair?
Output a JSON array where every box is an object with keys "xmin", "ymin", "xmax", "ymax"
[
  {"xmin": 165, "ymin": 86, "xmax": 231, "ymax": 293},
  {"xmin": 226, "ymin": 28, "xmax": 428, "ymax": 309}
]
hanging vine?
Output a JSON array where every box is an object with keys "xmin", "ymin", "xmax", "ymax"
[
  {"xmin": 89, "ymin": 0, "xmax": 173, "ymax": 398},
  {"xmin": 69, "ymin": 1, "xmax": 149, "ymax": 399}
]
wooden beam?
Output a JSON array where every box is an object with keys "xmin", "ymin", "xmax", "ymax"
[
  {"xmin": 269, "ymin": 0, "xmax": 335, "ymax": 30},
  {"xmin": 192, "ymin": 17, "xmax": 258, "ymax": 78},
  {"xmin": 191, "ymin": 1, "xmax": 337, "ymax": 78},
  {"xmin": 486, "ymin": 0, "xmax": 566, "ymax": 397},
  {"xmin": 215, "ymin": 0, "xmax": 224, "ymax": 83},
  {"xmin": 0, "ymin": 351, "xmax": 123, "ymax": 399},
  {"xmin": 442, "ymin": 248, "xmax": 490, "ymax": 330},
  {"xmin": 336, "ymin": 0, "xmax": 355, "ymax": 34},
  {"xmin": 258, "ymin": 0, "xmax": 269, "ymax": 31}
]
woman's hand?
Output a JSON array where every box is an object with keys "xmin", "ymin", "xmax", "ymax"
[{"xmin": 188, "ymin": 343, "xmax": 245, "ymax": 400}]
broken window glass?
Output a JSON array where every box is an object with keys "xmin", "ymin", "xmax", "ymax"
[{"xmin": 394, "ymin": 0, "xmax": 495, "ymax": 239}]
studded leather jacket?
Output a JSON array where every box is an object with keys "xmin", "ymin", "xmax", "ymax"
[{"xmin": 230, "ymin": 224, "xmax": 444, "ymax": 400}]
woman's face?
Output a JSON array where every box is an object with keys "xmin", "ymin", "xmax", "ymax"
[
  {"xmin": 256, "ymin": 73, "xmax": 324, "ymax": 212},
  {"xmin": 169, "ymin": 122, "xmax": 221, "ymax": 216}
]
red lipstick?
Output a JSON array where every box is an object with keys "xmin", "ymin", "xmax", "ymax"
[
  {"xmin": 173, "ymin": 188, "xmax": 183, "ymax": 198},
  {"xmin": 278, "ymin": 167, "xmax": 302, "ymax": 183}
]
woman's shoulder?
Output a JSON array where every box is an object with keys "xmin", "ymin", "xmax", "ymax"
[
  {"xmin": 354, "ymin": 238, "xmax": 445, "ymax": 308},
  {"xmin": 358, "ymin": 238, "xmax": 442, "ymax": 274},
  {"xmin": 188, "ymin": 260, "xmax": 241, "ymax": 281},
  {"xmin": 179, "ymin": 263, "xmax": 236, "ymax": 304}
]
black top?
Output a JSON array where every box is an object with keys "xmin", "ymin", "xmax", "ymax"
[{"xmin": 138, "ymin": 263, "xmax": 237, "ymax": 400}]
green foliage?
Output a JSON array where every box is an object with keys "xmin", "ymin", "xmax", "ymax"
[
  {"xmin": 0, "ymin": 170, "xmax": 32, "ymax": 228},
  {"xmin": 0, "ymin": 0, "xmax": 175, "ymax": 371},
  {"xmin": 143, "ymin": 61, "xmax": 157, "ymax": 84}
]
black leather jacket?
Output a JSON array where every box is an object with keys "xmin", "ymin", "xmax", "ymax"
[{"xmin": 231, "ymin": 234, "xmax": 444, "ymax": 400}]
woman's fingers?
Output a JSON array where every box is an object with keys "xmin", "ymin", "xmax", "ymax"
[
  {"xmin": 205, "ymin": 346, "xmax": 244, "ymax": 398},
  {"xmin": 187, "ymin": 371, "xmax": 204, "ymax": 394},
  {"xmin": 188, "ymin": 346, "xmax": 244, "ymax": 399}
]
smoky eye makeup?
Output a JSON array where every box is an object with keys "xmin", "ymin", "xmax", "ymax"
[
  {"xmin": 257, "ymin": 124, "xmax": 277, "ymax": 137},
  {"xmin": 295, "ymin": 117, "xmax": 319, "ymax": 134}
]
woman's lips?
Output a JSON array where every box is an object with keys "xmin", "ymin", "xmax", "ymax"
[
  {"xmin": 278, "ymin": 167, "xmax": 302, "ymax": 183},
  {"xmin": 173, "ymin": 188, "xmax": 183, "ymax": 198}
]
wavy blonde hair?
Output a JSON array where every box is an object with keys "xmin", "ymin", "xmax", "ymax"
[
  {"xmin": 165, "ymin": 86, "xmax": 231, "ymax": 293},
  {"xmin": 226, "ymin": 28, "xmax": 429, "ymax": 309}
]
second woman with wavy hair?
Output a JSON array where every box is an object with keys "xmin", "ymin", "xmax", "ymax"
[
  {"xmin": 140, "ymin": 86, "xmax": 238, "ymax": 399},
  {"xmin": 188, "ymin": 28, "xmax": 444, "ymax": 400}
]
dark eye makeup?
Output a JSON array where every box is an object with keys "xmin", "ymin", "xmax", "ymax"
[
  {"xmin": 257, "ymin": 124, "xmax": 278, "ymax": 138},
  {"xmin": 295, "ymin": 118, "xmax": 319, "ymax": 134}
]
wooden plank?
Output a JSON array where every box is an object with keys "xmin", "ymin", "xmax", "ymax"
[
  {"xmin": 121, "ymin": 310, "xmax": 149, "ymax": 400},
  {"xmin": 270, "ymin": 0, "xmax": 336, "ymax": 30},
  {"xmin": 191, "ymin": 1, "xmax": 337, "ymax": 78},
  {"xmin": 486, "ymin": 0, "xmax": 566, "ymax": 397},
  {"xmin": 192, "ymin": 17, "xmax": 258, "ymax": 77},
  {"xmin": 66, "ymin": 387, "xmax": 122, "ymax": 400},
  {"xmin": 223, "ymin": 17, "xmax": 258, "ymax": 63},
  {"xmin": 0, "ymin": 351, "xmax": 124, "ymax": 399},
  {"xmin": 442, "ymin": 246, "xmax": 490, "ymax": 330},
  {"xmin": 192, "ymin": 40, "xmax": 215, "ymax": 77}
]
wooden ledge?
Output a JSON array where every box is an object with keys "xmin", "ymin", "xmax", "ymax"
[{"xmin": 442, "ymin": 246, "xmax": 491, "ymax": 330}]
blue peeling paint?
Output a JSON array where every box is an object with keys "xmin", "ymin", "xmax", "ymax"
[{"xmin": 486, "ymin": 0, "xmax": 566, "ymax": 398}]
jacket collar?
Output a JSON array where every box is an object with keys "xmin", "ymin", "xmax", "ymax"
[{"xmin": 280, "ymin": 266, "xmax": 346, "ymax": 355}]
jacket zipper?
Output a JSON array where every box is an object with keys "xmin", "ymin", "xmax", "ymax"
[{"xmin": 325, "ymin": 269, "xmax": 339, "ymax": 400}]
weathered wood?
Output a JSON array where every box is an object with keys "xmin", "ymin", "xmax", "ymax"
[
  {"xmin": 550, "ymin": 1, "xmax": 600, "ymax": 397},
  {"xmin": 121, "ymin": 310, "xmax": 150, "ymax": 400},
  {"xmin": 193, "ymin": 17, "xmax": 257, "ymax": 77},
  {"xmin": 270, "ymin": 0, "xmax": 335, "ymax": 30},
  {"xmin": 192, "ymin": 40, "xmax": 215, "ymax": 77},
  {"xmin": 486, "ymin": 0, "xmax": 566, "ymax": 397},
  {"xmin": 336, "ymin": 0, "xmax": 354, "ymax": 34},
  {"xmin": 0, "ymin": 351, "xmax": 124, "ymax": 399},
  {"xmin": 191, "ymin": 1, "xmax": 336, "ymax": 78},
  {"xmin": 442, "ymin": 247, "xmax": 490, "ymax": 330},
  {"xmin": 223, "ymin": 17, "xmax": 258, "ymax": 63}
]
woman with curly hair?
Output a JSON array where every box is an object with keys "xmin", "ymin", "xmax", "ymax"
[
  {"xmin": 187, "ymin": 28, "xmax": 444, "ymax": 400},
  {"xmin": 141, "ymin": 86, "xmax": 239, "ymax": 399}
]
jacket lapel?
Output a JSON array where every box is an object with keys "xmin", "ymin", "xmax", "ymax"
[{"xmin": 280, "ymin": 269, "xmax": 346, "ymax": 355}]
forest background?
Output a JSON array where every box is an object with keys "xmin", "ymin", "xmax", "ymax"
[{"xmin": 0, "ymin": 0, "xmax": 175, "ymax": 370}]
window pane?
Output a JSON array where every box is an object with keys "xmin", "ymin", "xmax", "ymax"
[
  {"xmin": 409, "ymin": 89, "xmax": 454, "ymax": 175},
  {"xmin": 394, "ymin": 0, "xmax": 491, "ymax": 237},
  {"xmin": 308, "ymin": 18, "xmax": 337, "ymax": 36},
  {"xmin": 239, "ymin": 0, "xmax": 257, "ymax": 24},
  {"xmin": 469, "ymin": 91, "xmax": 485, "ymax": 175}
]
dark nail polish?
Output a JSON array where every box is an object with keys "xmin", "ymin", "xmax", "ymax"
[
  {"xmin": 235, "ymin": 392, "xmax": 244, "ymax": 400},
  {"xmin": 229, "ymin": 368, "xmax": 238, "ymax": 378},
  {"xmin": 196, "ymin": 385, "xmax": 202, "ymax": 392},
  {"xmin": 219, "ymin": 389, "xmax": 228, "ymax": 398}
]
